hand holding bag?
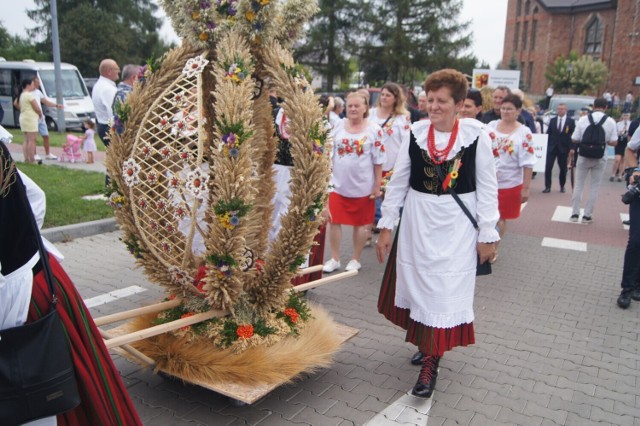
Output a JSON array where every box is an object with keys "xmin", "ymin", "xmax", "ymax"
[
  {"xmin": 435, "ymin": 165, "xmax": 492, "ymax": 276},
  {"xmin": 0, "ymin": 204, "xmax": 80, "ymax": 425}
]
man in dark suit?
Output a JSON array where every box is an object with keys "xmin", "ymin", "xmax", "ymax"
[{"xmin": 544, "ymin": 103, "xmax": 575, "ymax": 193}]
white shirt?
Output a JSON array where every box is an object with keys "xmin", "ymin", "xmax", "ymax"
[
  {"xmin": 571, "ymin": 111, "xmax": 618, "ymax": 144},
  {"xmin": 328, "ymin": 111, "xmax": 341, "ymax": 129},
  {"xmin": 32, "ymin": 89, "xmax": 48, "ymax": 123},
  {"xmin": 617, "ymin": 120, "xmax": 631, "ymax": 136},
  {"xmin": 91, "ymin": 76, "xmax": 117, "ymax": 124},
  {"xmin": 330, "ymin": 120, "xmax": 385, "ymax": 198},
  {"xmin": 628, "ymin": 125, "xmax": 640, "ymax": 152},
  {"xmin": 486, "ymin": 121, "xmax": 538, "ymax": 189},
  {"xmin": 369, "ymin": 108, "xmax": 410, "ymax": 172}
]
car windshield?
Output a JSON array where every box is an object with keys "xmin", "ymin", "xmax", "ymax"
[
  {"xmin": 40, "ymin": 69, "xmax": 88, "ymax": 99},
  {"xmin": 549, "ymin": 98, "xmax": 593, "ymax": 117}
]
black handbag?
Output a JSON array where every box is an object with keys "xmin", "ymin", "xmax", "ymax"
[
  {"xmin": 435, "ymin": 165, "xmax": 492, "ymax": 276},
  {"xmin": 0, "ymin": 208, "xmax": 80, "ymax": 425}
]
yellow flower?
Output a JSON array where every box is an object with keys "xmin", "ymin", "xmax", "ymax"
[
  {"xmin": 192, "ymin": 11, "xmax": 200, "ymax": 20},
  {"xmin": 199, "ymin": 32, "xmax": 209, "ymax": 41},
  {"xmin": 259, "ymin": 0, "xmax": 270, "ymax": 4},
  {"xmin": 245, "ymin": 11, "xmax": 255, "ymax": 22}
]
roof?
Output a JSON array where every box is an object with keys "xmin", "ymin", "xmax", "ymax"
[
  {"xmin": 0, "ymin": 60, "xmax": 77, "ymax": 71},
  {"xmin": 536, "ymin": 0, "xmax": 617, "ymax": 13}
]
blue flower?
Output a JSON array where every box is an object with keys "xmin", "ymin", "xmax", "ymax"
[
  {"xmin": 229, "ymin": 215, "xmax": 240, "ymax": 226},
  {"xmin": 229, "ymin": 148, "xmax": 239, "ymax": 158}
]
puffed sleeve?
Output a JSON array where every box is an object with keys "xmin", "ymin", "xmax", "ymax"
[
  {"xmin": 518, "ymin": 127, "xmax": 537, "ymax": 169},
  {"xmin": 474, "ymin": 129, "xmax": 500, "ymax": 243},
  {"xmin": 370, "ymin": 124, "xmax": 386, "ymax": 165},
  {"xmin": 378, "ymin": 135, "xmax": 411, "ymax": 230}
]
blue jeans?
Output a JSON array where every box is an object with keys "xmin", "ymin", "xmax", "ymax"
[{"xmin": 621, "ymin": 195, "xmax": 640, "ymax": 290}]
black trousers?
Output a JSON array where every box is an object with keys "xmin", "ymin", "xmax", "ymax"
[
  {"xmin": 621, "ymin": 196, "xmax": 640, "ymax": 290},
  {"xmin": 544, "ymin": 148, "xmax": 568, "ymax": 190},
  {"xmin": 96, "ymin": 122, "xmax": 111, "ymax": 148}
]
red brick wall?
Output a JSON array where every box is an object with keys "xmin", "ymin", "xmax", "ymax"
[{"xmin": 502, "ymin": 0, "xmax": 640, "ymax": 100}]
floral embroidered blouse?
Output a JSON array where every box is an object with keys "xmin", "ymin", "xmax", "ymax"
[
  {"xmin": 330, "ymin": 120, "xmax": 386, "ymax": 198},
  {"xmin": 486, "ymin": 121, "xmax": 537, "ymax": 189}
]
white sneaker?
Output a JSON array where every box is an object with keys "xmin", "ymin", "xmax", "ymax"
[
  {"xmin": 322, "ymin": 258, "xmax": 341, "ymax": 273},
  {"xmin": 345, "ymin": 259, "xmax": 361, "ymax": 271},
  {"xmin": 34, "ymin": 154, "xmax": 42, "ymax": 161},
  {"xmin": 45, "ymin": 153, "xmax": 58, "ymax": 160}
]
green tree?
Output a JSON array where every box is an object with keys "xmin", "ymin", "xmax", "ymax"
[
  {"xmin": 359, "ymin": 0, "xmax": 475, "ymax": 84},
  {"xmin": 545, "ymin": 51, "xmax": 607, "ymax": 95},
  {"xmin": 26, "ymin": 0, "xmax": 166, "ymax": 76},
  {"xmin": 0, "ymin": 21, "xmax": 48, "ymax": 61},
  {"xmin": 294, "ymin": 0, "xmax": 359, "ymax": 91}
]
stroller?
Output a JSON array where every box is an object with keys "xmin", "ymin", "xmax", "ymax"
[{"xmin": 59, "ymin": 134, "xmax": 84, "ymax": 163}]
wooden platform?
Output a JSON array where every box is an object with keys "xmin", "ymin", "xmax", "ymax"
[{"xmin": 109, "ymin": 321, "xmax": 358, "ymax": 404}]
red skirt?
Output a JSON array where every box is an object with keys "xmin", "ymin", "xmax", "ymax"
[
  {"xmin": 27, "ymin": 255, "xmax": 142, "ymax": 426},
  {"xmin": 292, "ymin": 225, "xmax": 326, "ymax": 286},
  {"xmin": 328, "ymin": 192, "xmax": 374, "ymax": 226},
  {"xmin": 498, "ymin": 184, "xmax": 523, "ymax": 220},
  {"xmin": 377, "ymin": 224, "xmax": 474, "ymax": 357}
]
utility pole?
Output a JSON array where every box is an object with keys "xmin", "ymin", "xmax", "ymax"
[{"xmin": 51, "ymin": 0, "xmax": 66, "ymax": 131}]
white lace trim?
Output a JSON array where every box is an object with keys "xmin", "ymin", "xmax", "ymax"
[
  {"xmin": 410, "ymin": 118, "xmax": 485, "ymax": 159},
  {"xmin": 395, "ymin": 294, "xmax": 475, "ymax": 329}
]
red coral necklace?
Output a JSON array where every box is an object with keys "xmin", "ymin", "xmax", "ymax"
[{"xmin": 427, "ymin": 119, "xmax": 459, "ymax": 165}]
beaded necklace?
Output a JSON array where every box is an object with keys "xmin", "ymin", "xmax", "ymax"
[{"xmin": 427, "ymin": 119, "xmax": 459, "ymax": 165}]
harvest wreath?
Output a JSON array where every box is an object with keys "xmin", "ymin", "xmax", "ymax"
[{"xmin": 102, "ymin": 0, "xmax": 348, "ymax": 384}]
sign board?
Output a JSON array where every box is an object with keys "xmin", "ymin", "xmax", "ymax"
[
  {"xmin": 531, "ymin": 134, "xmax": 548, "ymax": 173},
  {"xmin": 634, "ymin": 76, "xmax": 640, "ymax": 86},
  {"xmin": 472, "ymin": 69, "xmax": 521, "ymax": 90}
]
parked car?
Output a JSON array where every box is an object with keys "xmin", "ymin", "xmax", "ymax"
[
  {"xmin": 543, "ymin": 94, "xmax": 595, "ymax": 126},
  {"xmin": 0, "ymin": 60, "xmax": 95, "ymax": 131}
]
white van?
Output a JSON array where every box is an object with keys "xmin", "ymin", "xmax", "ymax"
[{"xmin": 0, "ymin": 60, "xmax": 95, "ymax": 131}]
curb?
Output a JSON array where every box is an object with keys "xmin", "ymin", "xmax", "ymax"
[{"xmin": 42, "ymin": 218, "xmax": 119, "ymax": 243}]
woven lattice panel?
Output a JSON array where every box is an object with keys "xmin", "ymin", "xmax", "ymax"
[{"xmin": 126, "ymin": 68, "xmax": 210, "ymax": 274}]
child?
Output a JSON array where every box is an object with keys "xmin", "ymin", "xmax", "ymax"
[{"xmin": 82, "ymin": 118, "xmax": 97, "ymax": 164}]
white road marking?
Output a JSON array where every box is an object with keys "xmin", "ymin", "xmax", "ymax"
[
  {"xmin": 365, "ymin": 390, "xmax": 433, "ymax": 425},
  {"xmin": 84, "ymin": 285, "xmax": 147, "ymax": 308},
  {"xmin": 621, "ymin": 213, "xmax": 629, "ymax": 231},
  {"xmin": 542, "ymin": 237, "xmax": 587, "ymax": 252},
  {"xmin": 551, "ymin": 206, "xmax": 585, "ymax": 223},
  {"xmin": 82, "ymin": 194, "xmax": 108, "ymax": 201}
]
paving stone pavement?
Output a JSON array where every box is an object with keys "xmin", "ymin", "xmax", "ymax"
[{"xmin": 47, "ymin": 163, "xmax": 640, "ymax": 425}]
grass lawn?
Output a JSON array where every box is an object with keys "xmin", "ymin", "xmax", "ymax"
[
  {"xmin": 18, "ymin": 162, "xmax": 113, "ymax": 228},
  {"xmin": 6, "ymin": 127, "xmax": 106, "ymax": 152}
]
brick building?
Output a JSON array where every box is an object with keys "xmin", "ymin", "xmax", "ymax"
[{"xmin": 503, "ymin": 0, "xmax": 640, "ymax": 98}]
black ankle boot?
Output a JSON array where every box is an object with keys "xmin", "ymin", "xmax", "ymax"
[
  {"xmin": 411, "ymin": 356, "xmax": 440, "ymax": 398},
  {"xmin": 410, "ymin": 351, "xmax": 424, "ymax": 365}
]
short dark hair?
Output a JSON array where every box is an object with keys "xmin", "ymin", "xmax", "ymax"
[
  {"xmin": 501, "ymin": 93, "xmax": 522, "ymax": 109},
  {"xmin": 423, "ymin": 69, "xmax": 468, "ymax": 103},
  {"xmin": 593, "ymin": 97, "xmax": 608, "ymax": 109},
  {"xmin": 466, "ymin": 89, "xmax": 483, "ymax": 107}
]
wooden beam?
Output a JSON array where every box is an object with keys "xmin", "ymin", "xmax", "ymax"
[
  {"xmin": 296, "ymin": 264, "xmax": 323, "ymax": 276},
  {"xmin": 104, "ymin": 309, "xmax": 226, "ymax": 349},
  {"xmin": 100, "ymin": 328, "xmax": 156, "ymax": 367},
  {"xmin": 94, "ymin": 298, "xmax": 182, "ymax": 327},
  {"xmin": 294, "ymin": 270, "xmax": 358, "ymax": 293}
]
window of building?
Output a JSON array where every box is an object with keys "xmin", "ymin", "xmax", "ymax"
[
  {"xmin": 514, "ymin": 22, "xmax": 520, "ymax": 51},
  {"xmin": 533, "ymin": 5, "xmax": 538, "ymax": 14},
  {"xmin": 585, "ymin": 16, "xmax": 603, "ymax": 55},
  {"xmin": 517, "ymin": 0, "xmax": 522, "ymax": 16},
  {"xmin": 528, "ymin": 61, "xmax": 534, "ymax": 89},
  {"xmin": 531, "ymin": 20, "xmax": 538, "ymax": 49},
  {"xmin": 522, "ymin": 21, "xmax": 529, "ymax": 50},
  {"xmin": 525, "ymin": 0, "xmax": 531, "ymax": 15}
]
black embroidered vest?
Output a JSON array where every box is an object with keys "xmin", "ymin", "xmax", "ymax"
[
  {"xmin": 0, "ymin": 142, "xmax": 40, "ymax": 276},
  {"xmin": 408, "ymin": 131, "xmax": 478, "ymax": 195}
]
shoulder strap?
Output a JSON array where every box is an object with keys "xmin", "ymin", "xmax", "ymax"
[
  {"xmin": 27, "ymin": 192, "xmax": 57, "ymax": 307},
  {"xmin": 597, "ymin": 115, "xmax": 607, "ymax": 126},
  {"xmin": 588, "ymin": 114, "xmax": 595, "ymax": 125},
  {"xmin": 381, "ymin": 114, "xmax": 393, "ymax": 128},
  {"xmin": 435, "ymin": 165, "xmax": 479, "ymax": 231}
]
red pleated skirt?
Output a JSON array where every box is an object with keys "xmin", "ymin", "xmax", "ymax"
[
  {"xmin": 292, "ymin": 225, "xmax": 326, "ymax": 286},
  {"xmin": 498, "ymin": 184, "xmax": 523, "ymax": 220},
  {"xmin": 328, "ymin": 192, "xmax": 374, "ymax": 226},
  {"xmin": 377, "ymin": 226, "xmax": 474, "ymax": 357},
  {"xmin": 27, "ymin": 254, "xmax": 142, "ymax": 426}
]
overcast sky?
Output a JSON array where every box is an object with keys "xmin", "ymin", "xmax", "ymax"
[{"xmin": 0, "ymin": 0, "xmax": 508, "ymax": 68}]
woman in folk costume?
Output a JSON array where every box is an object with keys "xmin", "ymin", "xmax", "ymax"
[
  {"xmin": 0, "ymin": 141, "xmax": 142, "ymax": 425},
  {"xmin": 376, "ymin": 69, "xmax": 499, "ymax": 398}
]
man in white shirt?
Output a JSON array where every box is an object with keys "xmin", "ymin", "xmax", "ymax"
[
  {"xmin": 32, "ymin": 77, "xmax": 64, "ymax": 161},
  {"xmin": 91, "ymin": 59, "xmax": 120, "ymax": 147},
  {"xmin": 568, "ymin": 97, "xmax": 618, "ymax": 223}
]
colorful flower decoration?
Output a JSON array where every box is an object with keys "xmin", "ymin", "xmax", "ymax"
[
  {"xmin": 219, "ymin": 132, "xmax": 240, "ymax": 157},
  {"xmin": 122, "ymin": 158, "xmax": 141, "ymax": 187},
  {"xmin": 141, "ymin": 144, "xmax": 152, "ymax": 159},
  {"xmin": 182, "ymin": 55, "xmax": 210, "ymax": 78},
  {"xmin": 168, "ymin": 265, "xmax": 191, "ymax": 286},
  {"xmin": 225, "ymin": 63, "xmax": 246, "ymax": 83},
  {"xmin": 138, "ymin": 198, "xmax": 148, "ymax": 210},
  {"xmin": 283, "ymin": 308, "xmax": 299, "ymax": 323},
  {"xmin": 185, "ymin": 168, "xmax": 209, "ymax": 197},
  {"xmin": 108, "ymin": 192, "xmax": 125, "ymax": 209},
  {"xmin": 158, "ymin": 116, "xmax": 170, "ymax": 130},
  {"xmin": 169, "ymin": 175, "xmax": 181, "ymax": 189},
  {"xmin": 146, "ymin": 171, "xmax": 158, "ymax": 184},
  {"xmin": 236, "ymin": 324, "xmax": 254, "ymax": 339},
  {"xmin": 156, "ymin": 200, "xmax": 166, "ymax": 212}
]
